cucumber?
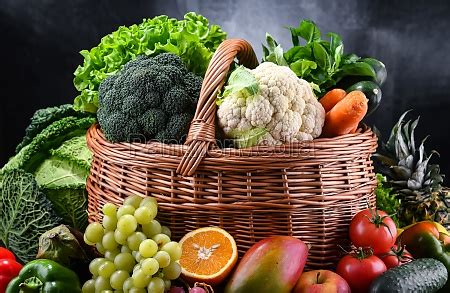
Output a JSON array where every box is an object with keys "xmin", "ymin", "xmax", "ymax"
[
  {"xmin": 346, "ymin": 81, "xmax": 382, "ymax": 117},
  {"xmin": 369, "ymin": 258, "xmax": 448, "ymax": 293},
  {"xmin": 361, "ymin": 57, "xmax": 387, "ymax": 86}
]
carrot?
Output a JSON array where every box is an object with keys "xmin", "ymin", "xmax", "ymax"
[
  {"xmin": 321, "ymin": 90, "xmax": 368, "ymax": 137},
  {"xmin": 319, "ymin": 88, "xmax": 347, "ymax": 112}
]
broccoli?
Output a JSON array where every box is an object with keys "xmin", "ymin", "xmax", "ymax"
[{"xmin": 97, "ymin": 53, "xmax": 202, "ymax": 143}]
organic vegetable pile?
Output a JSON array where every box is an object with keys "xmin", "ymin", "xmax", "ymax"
[{"xmin": 1, "ymin": 13, "xmax": 449, "ymax": 293}]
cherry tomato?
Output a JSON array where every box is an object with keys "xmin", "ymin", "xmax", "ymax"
[
  {"xmin": 349, "ymin": 209, "xmax": 397, "ymax": 254},
  {"xmin": 336, "ymin": 249, "xmax": 387, "ymax": 293},
  {"xmin": 379, "ymin": 245, "xmax": 413, "ymax": 269}
]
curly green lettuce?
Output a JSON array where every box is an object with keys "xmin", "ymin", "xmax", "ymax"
[
  {"xmin": 375, "ymin": 173, "xmax": 401, "ymax": 225},
  {"xmin": 73, "ymin": 12, "xmax": 226, "ymax": 113}
]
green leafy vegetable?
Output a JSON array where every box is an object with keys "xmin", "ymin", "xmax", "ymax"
[
  {"xmin": 229, "ymin": 128, "xmax": 268, "ymax": 149},
  {"xmin": 0, "ymin": 169, "xmax": 62, "ymax": 262},
  {"xmin": 50, "ymin": 135, "xmax": 92, "ymax": 171},
  {"xmin": 33, "ymin": 135, "xmax": 91, "ymax": 230},
  {"xmin": 263, "ymin": 19, "xmax": 380, "ymax": 96},
  {"xmin": 222, "ymin": 66, "xmax": 260, "ymax": 98},
  {"xmin": 1, "ymin": 116, "xmax": 96, "ymax": 173},
  {"xmin": 73, "ymin": 12, "xmax": 226, "ymax": 113},
  {"xmin": 1, "ymin": 107, "xmax": 95, "ymax": 231},
  {"xmin": 97, "ymin": 53, "xmax": 202, "ymax": 143},
  {"xmin": 375, "ymin": 173, "xmax": 400, "ymax": 225},
  {"xmin": 15, "ymin": 104, "xmax": 89, "ymax": 153}
]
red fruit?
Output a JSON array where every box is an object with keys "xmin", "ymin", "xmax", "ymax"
[
  {"xmin": 379, "ymin": 245, "xmax": 413, "ymax": 269},
  {"xmin": 0, "ymin": 257, "xmax": 23, "ymax": 292},
  {"xmin": 190, "ymin": 287, "xmax": 207, "ymax": 293},
  {"xmin": 293, "ymin": 270, "xmax": 351, "ymax": 293},
  {"xmin": 336, "ymin": 248, "xmax": 387, "ymax": 293},
  {"xmin": 225, "ymin": 236, "xmax": 308, "ymax": 293},
  {"xmin": 349, "ymin": 208, "xmax": 397, "ymax": 255},
  {"xmin": 168, "ymin": 287, "xmax": 186, "ymax": 293},
  {"xmin": 0, "ymin": 247, "xmax": 15, "ymax": 260}
]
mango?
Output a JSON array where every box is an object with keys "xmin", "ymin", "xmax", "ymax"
[{"xmin": 224, "ymin": 236, "xmax": 308, "ymax": 293}]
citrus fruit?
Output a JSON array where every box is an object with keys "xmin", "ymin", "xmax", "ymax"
[{"xmin": 179, "ymin": 227, "xmax": 238, "ymax": 285}]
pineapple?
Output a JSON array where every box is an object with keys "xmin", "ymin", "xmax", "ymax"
[{"xmin": 373, "ymin": 111, "xmax": 450, "ymax": 229}]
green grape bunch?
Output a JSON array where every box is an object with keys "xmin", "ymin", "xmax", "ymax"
[{"xmin": 82, "ymin": 195, "xmax": 182, "ymax": 293}]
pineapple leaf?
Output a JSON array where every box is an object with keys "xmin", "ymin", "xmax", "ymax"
[
  {"xmin": 385, "ymin": 110, "xmax": 411, "ymax": 152},
  {"xmin": 392, "ymin": 165, "xmax": 412, "ymax": 180},
  {"xmin": 409, "ymin": 117, "xmax": 419, "ymax": 153}
]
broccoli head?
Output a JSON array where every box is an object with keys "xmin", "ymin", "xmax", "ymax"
[{"xmin": 97, "ymin": 53, "xmax": 202, "ymax": 143}]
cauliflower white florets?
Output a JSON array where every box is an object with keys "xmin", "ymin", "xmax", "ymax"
[{"xmin": 217, "ymin": 62, "xmax": 325, "ymax": 147}]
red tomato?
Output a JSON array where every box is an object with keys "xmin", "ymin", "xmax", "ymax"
[
  {"xmin": 349, "ymin": 209, "xmax": 397, "ymax": 254},
  {"xmin": 379, "ymin": 245, "xmax": 413, "ymax": 269},
  {"xmin": 336, "ymin": 250, "xmax": 387, "ymax": 293}
]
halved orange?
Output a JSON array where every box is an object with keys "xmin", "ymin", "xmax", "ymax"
[{"xmin": 179, "ymin": 227, "xmax": 238, "ymax": 285}]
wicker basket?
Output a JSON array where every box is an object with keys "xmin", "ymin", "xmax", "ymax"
[{"xmin": 86, "ymin": 39, "xmax": 378, "ymax": 268}]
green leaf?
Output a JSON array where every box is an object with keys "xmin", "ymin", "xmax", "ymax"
[
  {"xmin": 328, "ymin": 32, "xmax": 343, "ymax": 53},
  {"xmin": 26, "ymin": 133, "xmax": 92, "ymax": 231},
  {"xmin": 262, "ymin": 33, "xmax": 287, "ymax": 65},
  {"xmin": 312, "ymin": 42, "xmax": 331, "ymax": 70},
  {"xmin": 221, "ymin": 66, "xmax": 259, "ymax": 98},
  {"xmin": 1, "ymin": 116, "xmax": 96, "ymax": 174},
  {"xmin": 229, "ymin": 127, "xmax": 268, "ymax": 148},
  {"xmin": 342, "ymin": 53, "xmax": 361, "ymax": 65},
  {"xmin": 340, "ymin": 61, "xmax": 376, "ymax": 77},
  {"xmin": 42, "ymin": 188, "xmax": 88, "ymax": 231},
  {"xmin": 375, "ymin": 174, "xmax": 400, "ymax": 226},
  {"xmin": 289, "ymin": 59, "xmax": 317, "ymax": 78},
  {"xmin": 50, "ymin": 135, "xmax": 92, "ymax": 170},
  {"xmin": 291, "ymin": 19, "xmax": 321, "ymax": 43},
  {"xmin": 333, "ymin": 44, "xmax": 344, "ymax": 69},
  {"xmin": 289, "ymin": 27, "xmax": 300, "ymax": 46},
  {"xmin": 309, "ymin": 82, "xmax": 321, "ymax": 93},
  {"xmin": 34, "ymin": 156, "xmax": 88, "ymax": 190},
  {"xmin": 0, "ymin": 169, "xmax": 62, "ymax": 262},
  {"xmin": 328, "ymin": 32, "xmax": 344, "ymax": 70},
  {"xmin": 284, "ymin": 46, "xmax": 312, "ymax": 63}
]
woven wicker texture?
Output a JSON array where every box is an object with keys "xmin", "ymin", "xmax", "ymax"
[{"xmin": 86, "ymin": 39, "xmax": 378, "ymax": 269}]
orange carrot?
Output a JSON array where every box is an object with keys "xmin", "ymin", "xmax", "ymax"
[
  {"xmin": 321, "ymin": 90, "xmax": 368, "ymax": 137},
  {"xmin": 319, "ymin": 88, "xmax": 347, "ymax": 112}
]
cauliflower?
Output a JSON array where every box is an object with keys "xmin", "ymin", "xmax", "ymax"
[{"xmin": 217, "ymin": 62, "xmax": 325, "ymax": 148}]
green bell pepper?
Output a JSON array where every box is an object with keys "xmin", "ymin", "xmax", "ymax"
[{"xmin": 6, "ymin": 259, "xmax": 81, "ymax": 293}]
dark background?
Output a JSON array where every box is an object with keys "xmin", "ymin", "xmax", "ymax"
[{"xmin": 1, "ymin": 0, "xmax": 449, "ymax": 178}]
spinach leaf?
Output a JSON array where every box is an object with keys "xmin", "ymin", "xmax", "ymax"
[
  {"xmin": 262, "ymin": 19, "xmax": 385, "ymax": 96},
  {"xmin": 312, "ymin": 42, "xmax": 331, "ymax": 70},
  {"xmin": 289, "ymin": 59, "xmax": 317, "ymax": 78},
  {"xmin": 262, "ymin": 33, "xmax": 287, "ymax": 65},
  {"xmin": 290, "ymin": 19, "xmax": 321, "ymax": 44},
  {"xmin": 340, "ymin": 62, "xmax": 376, "ymax": 78}
]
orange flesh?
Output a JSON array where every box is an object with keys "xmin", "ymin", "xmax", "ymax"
[{"xmin": 180, "ymin": 230, "xmax": 234, "ymax": 275}]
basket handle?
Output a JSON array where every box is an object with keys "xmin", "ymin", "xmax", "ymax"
[{"xmin": 176, "ymin": 39, "xmax": 259, "ymax": 176}]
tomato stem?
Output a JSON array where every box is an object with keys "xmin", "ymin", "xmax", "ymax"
[
  {"xmin": 364, "ymin": 208, "xmax": 395, "ymax": 240},
  {"xmin": 354, "ymin": 247, "xmax": 374, "ymax": 260}
]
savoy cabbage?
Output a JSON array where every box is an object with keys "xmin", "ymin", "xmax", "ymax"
[{"xmin": 0, "ymin": 169, "xmax": 62, "ymax": 262}]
